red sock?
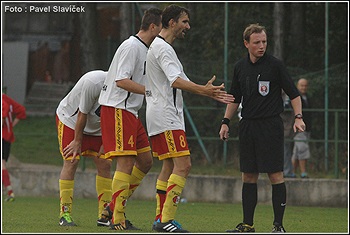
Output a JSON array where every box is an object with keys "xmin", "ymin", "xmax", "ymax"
[
  {"xmin": 2, "ymin": 169, "xmax": 11, "ymax": 187},
  {"xmin": 7, "ymin": 189, "xmax": 14, "ymax": 196},
  {"xmin": 2, "ymin": 169, "xmax": 13, "ymax": 196}
]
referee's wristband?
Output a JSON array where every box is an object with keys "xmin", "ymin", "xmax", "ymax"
[{"xmin": 221, "ymin": 118, "xmax": 230, "ymax": 126}]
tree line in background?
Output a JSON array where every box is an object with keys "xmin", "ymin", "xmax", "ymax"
[
  {"xmin": 79, "ymin": 2, "xmax": 347, "ymax": 74},
  {"xmin": 81, "ymin": 2, "xmax": 348, "ymax": 104}
]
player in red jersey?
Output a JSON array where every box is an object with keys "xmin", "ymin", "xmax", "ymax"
[{"xmin": 2, "ymin": 93, "xmax": 27, "ymax": 202}]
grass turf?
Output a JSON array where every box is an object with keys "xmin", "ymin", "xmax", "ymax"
[{"xmin": 1, "ymin": 196, "xmax": 348, "ymax": 233}]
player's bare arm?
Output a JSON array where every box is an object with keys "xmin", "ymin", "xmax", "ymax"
[
  {"xmin": 172, "ymin": 75, "xmax": 235, "ymax": 104},
  {"xmin": 116, "ymin": 79, "xmax": 145, "ymax": 95},
  {"xmin": 12, "ymin": 118, "xmax": 21, "ymax": 127}
]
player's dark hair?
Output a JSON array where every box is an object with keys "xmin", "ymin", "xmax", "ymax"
[
  {"xmin": 161, "ymin": 4, "xmax": 190, "ymax": 29},
  {"xmin": 140, "ymin": 7, "xmax": 162, "ymax": 31},
  {"xmin": 243, "ymin": 23, "xmax": 267, "ymax": 42}
]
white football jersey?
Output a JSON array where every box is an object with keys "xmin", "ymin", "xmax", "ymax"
[
  {"xmin": 56, "ymin": 70, "xmax": 107, "ymax": 136},
  {"xmin": 145, "ymin": 36, "xmax": 190, "ymax": 136},
  {"xmin": 98, "ymin": 35, "xmax": 148, "ymax": 117}
]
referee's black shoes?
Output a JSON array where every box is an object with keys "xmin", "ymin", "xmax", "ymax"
[{"xmin": 272, "ymin": 222, "xmax": 286, "ymax": 233}]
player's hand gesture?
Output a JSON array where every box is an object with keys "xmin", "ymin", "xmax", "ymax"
[{"xmin": 205, "ymin": 75, "xmax": 235, "ymax": 104}]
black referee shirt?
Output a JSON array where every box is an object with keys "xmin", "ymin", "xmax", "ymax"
[{"xmin": 229, "ymin": 53, "xmax": 300, "ymax": 120}]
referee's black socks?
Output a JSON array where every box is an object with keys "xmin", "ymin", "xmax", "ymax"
[
  {"xmin": 242, "ymin": 183, "xmax": 257, "ymax": 226},
  {"xmin": 272, "ymin": 182, "xmax": 287, "ymax": 226}
]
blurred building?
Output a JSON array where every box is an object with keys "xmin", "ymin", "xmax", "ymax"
[{"xmin": 2, "ymin": 2, "xmax": 156, "ymax": 104}]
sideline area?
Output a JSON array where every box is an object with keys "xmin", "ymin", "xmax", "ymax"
[{"xmin": 6, "ymin": 156, "xmax": 348, "ymax": 208}]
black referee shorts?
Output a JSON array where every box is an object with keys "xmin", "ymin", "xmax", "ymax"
[{"xmin": 239, "ymin": 115, "xmax": 284, "ymax": 173}]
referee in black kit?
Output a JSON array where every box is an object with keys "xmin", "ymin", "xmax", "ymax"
[{"xmin": 219, "ymin": 23, "xmax": 305, "ymax": 233}]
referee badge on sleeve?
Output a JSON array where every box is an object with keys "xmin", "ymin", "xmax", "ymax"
[{"xmin": 258, "ymin": 81, "xmax": 270, "ymax": 96}]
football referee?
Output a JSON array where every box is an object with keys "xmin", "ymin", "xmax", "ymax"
[{"xmin": 219, "ymin": 23, "xmax": 305, "ymax": 233}]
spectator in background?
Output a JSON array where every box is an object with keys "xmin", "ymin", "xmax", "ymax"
[
  {"xmin": 292, "ymin": 78, "xmax": 312, "ymax": 178},
  {"xmin": 53, "ymin": 40, "xmax": 70, "ymax": 84},
  {"xmin": 281, "ymin": 90, "xmax": 296, "ymax": 178},
  {"xmin": 45, "ymin": 70, "xmax": 52, "ymax": 83},
  {"xmin": 2, "ymin": 93, "xmax": 27, "ymax": 202}
]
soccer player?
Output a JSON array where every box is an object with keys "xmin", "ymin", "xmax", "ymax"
[
  {"xmin": 2, "ymin": 93, "xmax": 27, "ymax": 202},
  {"xmin": 97, "ymin": 7, "xmax": 162, "ymax": 231},
  {"xmin": 56, "ymin": 70, "xmax": 112, "ymax": 226},
  {"xmin": 145, "ymin": 4, "xmax": 234, "ymax": 233}
]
